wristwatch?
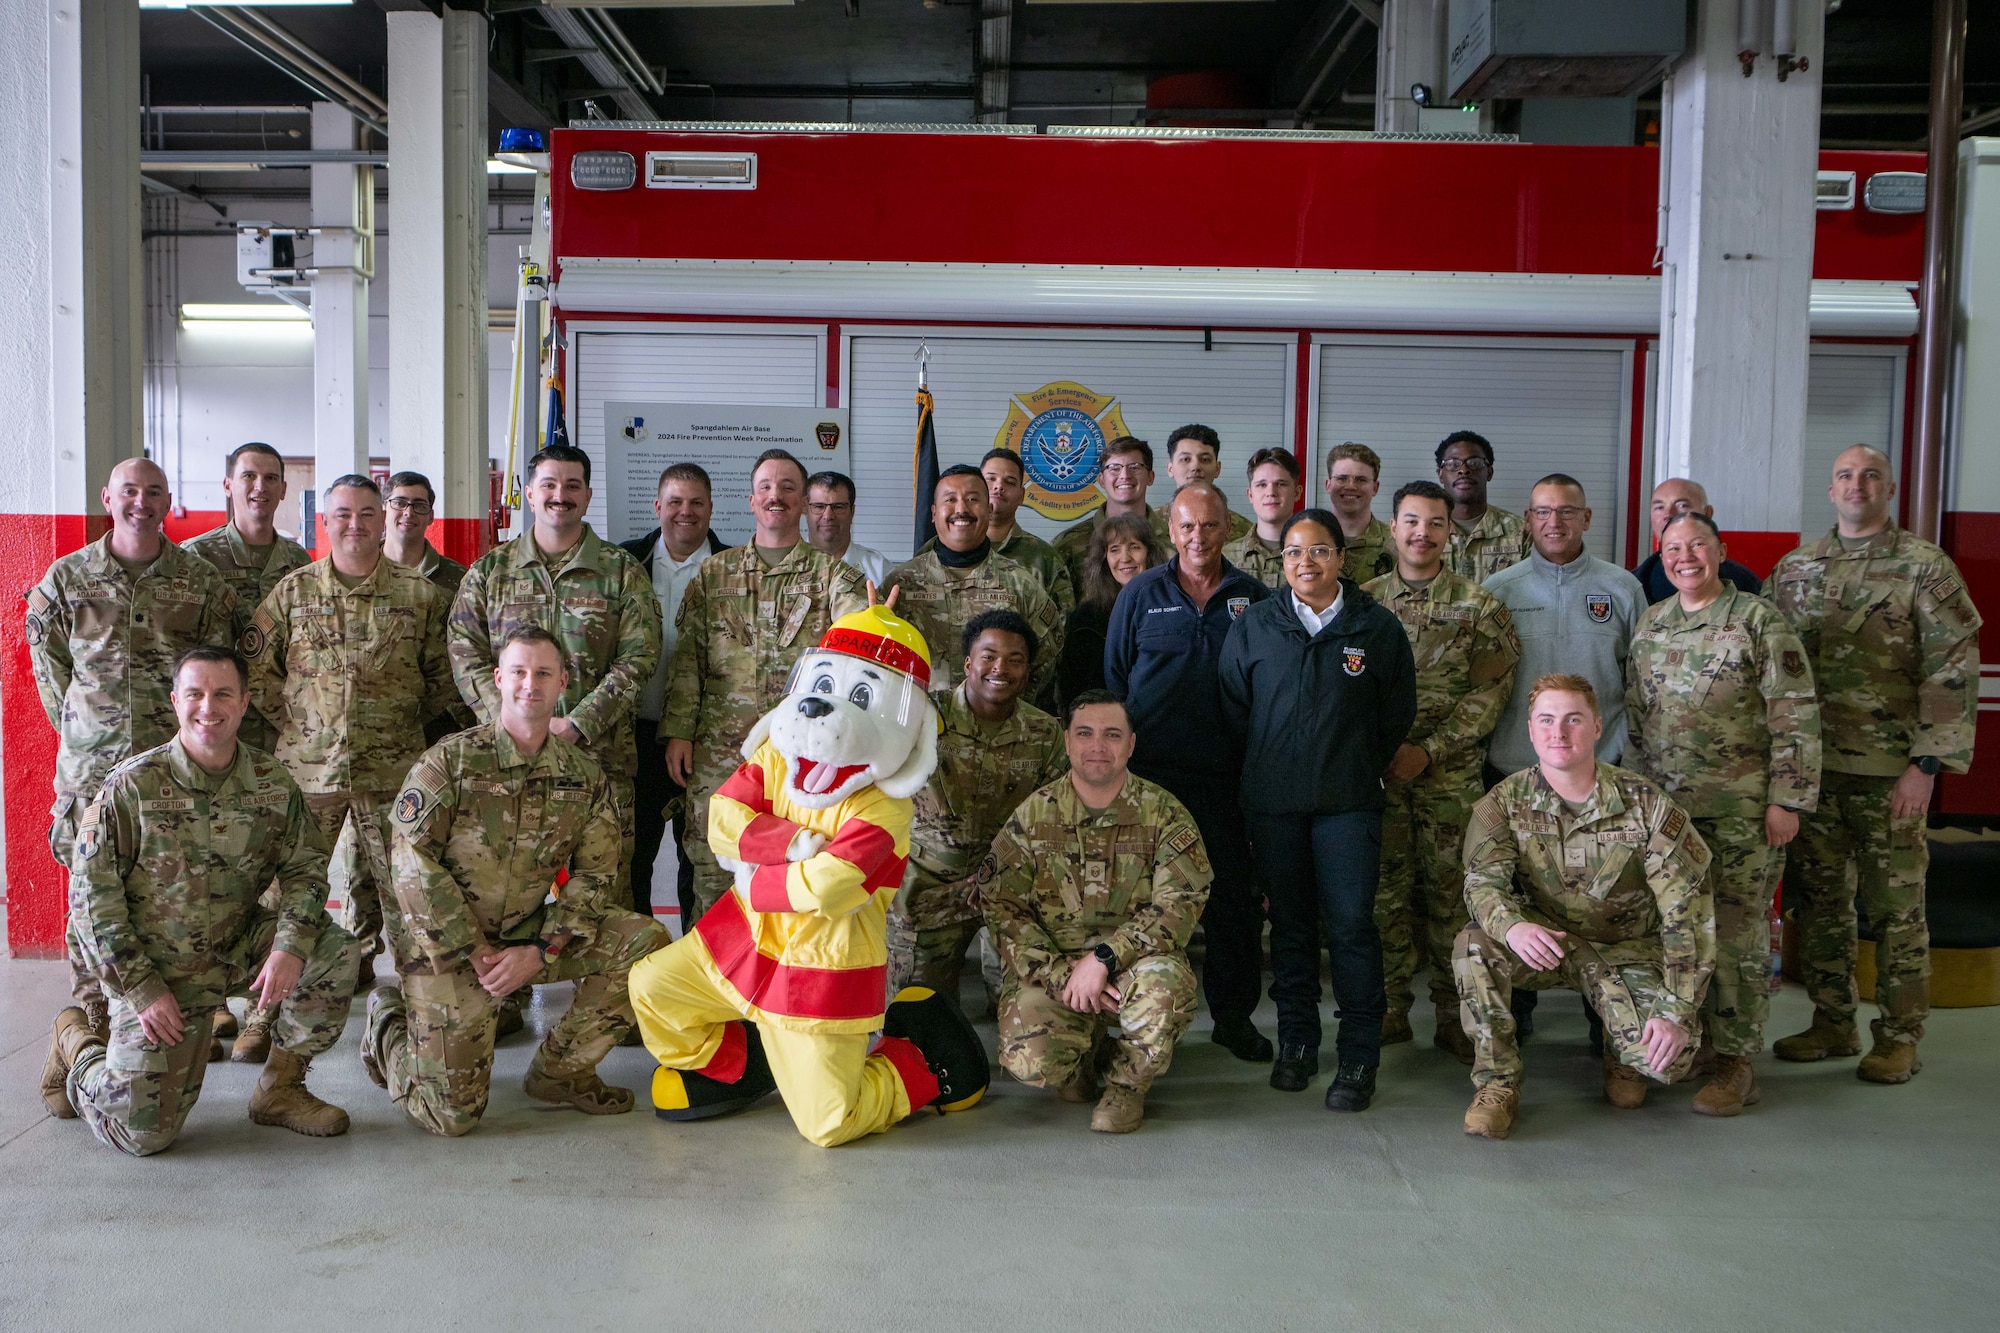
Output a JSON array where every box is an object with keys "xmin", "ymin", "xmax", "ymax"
[
  {"xmin": 1092, "ymin": 942, "xmax": 1118, "ymax": 973},
  {"xmin": 1914, "ymin": 756, "xmax": 1943, "ymax": 776}
]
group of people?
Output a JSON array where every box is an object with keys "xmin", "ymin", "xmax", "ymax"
[{"xmin": 30, "ymin": 414, "xmax": 1980, "ymax": 1152}]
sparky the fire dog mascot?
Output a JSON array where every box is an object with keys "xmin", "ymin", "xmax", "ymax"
[{"xmin": 629, "ymin": 600, "xmax": 989, "ymax": 1147}]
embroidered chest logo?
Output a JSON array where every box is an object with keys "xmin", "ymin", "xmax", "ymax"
[
  {"xmin": 1342, "ymin": 646, "xmax": 1367, "ymax": 676},
  {"xmin": 1227, "ymin": 597, "xmax": 1250, "ymax": 620},
  {"xmin": 1585, "ymin": 594, "xmax": 1613, "ymax": 624}
]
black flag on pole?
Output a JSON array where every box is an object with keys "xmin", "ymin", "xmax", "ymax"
[{"xmin": 912, "ymin": 385, "xmax": 939, "ymax": 551}]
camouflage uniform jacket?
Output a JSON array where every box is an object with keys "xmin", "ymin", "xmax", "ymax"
[
  {"xmin": 389, "ymin": 722, "xmax": 623, "ymax": 971},
  {"xmin": 410, "ymin": 542, "xmax": 469, "ymax": 597},
  {"xmin": 1626, "ymin": 585, "xmax": 1822, "ymax": 818},
  {"xmin": 25, "ymin": 535, "xmax": 238, "ymax": 801},
  {"xmin": 925, "ymin": 527, "xmax": 1079, "ymax": 616},
  {"xmin": 1364, "ymin": 567, "xmax": 1521, "ymax": 775},
  {"xmin": 662, "ymin": 541, "xmax": 869, "ymax": 759},
  {"xmin": 449, "ymin": 526, "xmax": 660, "ymax": 779},
  {"xmin": 1771, "ymin": 525, "xmax": 1982, "ymax": 777},
  {"xmin": 979, "ymin": 774, "xmax": 1213, "ymax": 996},
  {"xmin": 1052, "ymin": 503, "xmax": 1173, "ymax": 589},
  {"xmin": 1221, "ymin": 531, "xmax": 1285, "ymax": 590},
  {"xmin": 72, "ymin": 738, "xmax": 330, "ymax": 1012},
  {"xmin": 903, "ymin": 686, "xmax": 1069, "ymax": 930},
  {"xmin": 1449, "ymin": 506, "xmax": 1531, "ymax": 583},
  {"xmin": 249, "ymin": 557, "xmax": 459, "ymax": 795},
  {"xmin": 1464, "ymin": 764, "xmax": 1715, "ymax": 1026},
  {"xmin": 884, "ymin": 548, "xmax": 1064, "ymax": 696},
  {"xmin": 182, "ymin": 523, "xmax": 311, "ymax": 753},
  {"xmin": 1342, "ymin": 516, "xmax": 1396, "ymax": 586}
]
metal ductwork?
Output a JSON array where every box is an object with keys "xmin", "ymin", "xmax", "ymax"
[
  {"xmin": 538, "ymin": 6, "xmax": 661, "ymax": 122},
  {"xmin": 1447, "ymin": 0, "xmax": 1687, "ymax": 101}
]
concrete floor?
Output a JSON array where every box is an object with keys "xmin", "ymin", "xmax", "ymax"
[{"xmin": 2, "ymin": 934, "xmax": 1996, "ymax": 1332}]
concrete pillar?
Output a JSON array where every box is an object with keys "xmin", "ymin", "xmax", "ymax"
[
  {"xmin": 1375, "ymin": 0, "xmax": 1445, "ymax": 134},
  {"xmin": 387, "ymin": 6, "xmax": 490, "ymax": 563},
  {"xmin": 0, "ymin": 0, "xmax": 143, "ymax": 956},
  {"xmin": 1654, "ymin": 0, "xmax": 1825, "ymax": 564},
  {"xmin": 311, "ymin": 102, "xmax": 371, "ymax": 547}
]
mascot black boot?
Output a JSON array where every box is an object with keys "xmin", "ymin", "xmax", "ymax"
[
  {"xmin": 652, "ymin": 1021, "xmax": 778, "ymax": 1122},
  {"xmin": 883, "ymin": 986, "xmax": 990, "ymax": 1112}
]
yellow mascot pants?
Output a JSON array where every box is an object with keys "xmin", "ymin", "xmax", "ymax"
[{"xmin": 630, "ymin": 934, "xmax": 922, "ymax": 1148}]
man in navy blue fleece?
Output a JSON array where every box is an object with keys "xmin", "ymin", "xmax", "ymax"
[{"xmin": 1105, "ymin": 482, "xmax": 1273, "ymax": 1062}]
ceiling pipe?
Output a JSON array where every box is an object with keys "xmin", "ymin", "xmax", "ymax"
[
  {"xmin": 192, "ymin": 8, "xmax": 388, "ymax": 135},
  {"xmin": 537, "ymin": 6, "xmax": 658, "ymax": 120},
  {"xmin": 1294, "ymin": 5, "xmax": 1366, "ymax": 128},
  {"xmin": 1910, "ymin": 0, "xmax": 1966, "ymax": 543}
]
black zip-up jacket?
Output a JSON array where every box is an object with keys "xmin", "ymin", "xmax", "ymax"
[
  {"xmin": 619, "ymin": 526, "xmax": 730, "ymax": 576},
  {"xmin": 1218, "ymin": 580, "xmax": 1418, "ymax": 816}
]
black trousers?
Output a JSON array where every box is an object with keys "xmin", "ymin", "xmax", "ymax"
[
  {"xmin": 634, "ymin": 718, "xmax": 696, "ymax": 926},
  {"xmin": 1247, "ymin": 810, "xmax": 1387, "ymax": 1067},
  {"xmin": 1137, "ymin": 765, "xmax": 1265, "ymax": 1030}
]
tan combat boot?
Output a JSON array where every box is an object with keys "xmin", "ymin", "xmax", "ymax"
[
  {"xmin": 524, "ymin": 1064, "xmax": 634, "ymax": 1115},
  {"xmin": 496, "ymin": 990, "xmax": 526, "ymax": 1039},
  {"xmin": 1054, "ymin": 1061, "xmax": 1100, "ymax": 1104},
  {"xmin": 41, "ymin": 1008, "xmax": 106, "ymax": 1119},
  {"xmin": 1090, "ymin": 1084, "xmax": 1145, "ymax": 1134},
  {"xmin": 231, "ymin": 1018, "xmax": 272, "ymax": 1064},
  {"xmin": 1689, "ymin": 1040, "xmax": 1718, "ymax": 1077},
  {"xmin": 1380, "ymin": 1010, "xmax": 1413, "ymax": 1045},
  {"xmin": 212, "ymin": 1006, "xmax": 238, "ymax": 1040},
  {"xmin": 1773, "ymin": 1014, "xmax": 1861, "ymax": 1063},
  {"xmin": 1463, "ymin": 1085, "xmax": 1518, "ymax": 1139},
  {"xmin": 1434, "ymin": 1019, "xmax": 1474, "ymax": 1066},
  {"xmin": 1690, "ymin": 1053, "xmax": 1761, "ymax": 1116},
  {"xmin": 1603, "ymin": 1053, "xmax": 1649, "ymax": 1109},
  {"xmin": 1857, "ymin": 1035, "xmax": 1922, "ymax": 1085},
  {"xmin": 248, "ymin": 1047, "xmax": 351, "ymax": 1137}
]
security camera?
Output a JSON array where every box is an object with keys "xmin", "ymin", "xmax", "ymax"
[{"xmin": 1410, "ymin": 83, "xmax": 1433, "ymax": 108}]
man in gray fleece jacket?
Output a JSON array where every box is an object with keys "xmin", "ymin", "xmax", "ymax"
[{"xmin": 1483, "ymin": 474, "xmax": 1647, "ymax": 778}]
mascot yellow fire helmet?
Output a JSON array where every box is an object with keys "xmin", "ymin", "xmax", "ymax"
[{"xmin": 815, "ymin": 605, "xmax": 932, "ymax": 690}]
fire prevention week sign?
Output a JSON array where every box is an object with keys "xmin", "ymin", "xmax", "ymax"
[{"xmin": 604, "ymin": 401, "xmax": 850, "ymax": 545}]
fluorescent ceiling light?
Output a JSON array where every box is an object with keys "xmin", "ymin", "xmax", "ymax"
[
  {"xmin": 487, "ymin": 159, "xmax": 538, "ymax": 175},
  {"xmin": 181, "ymin": 303, "xmax": 310, "ymax": 322}
]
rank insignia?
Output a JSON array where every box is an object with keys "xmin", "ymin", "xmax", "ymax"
[{"xmin": 1585, "ymin": 594, "xmax": 1613, "ymax": 623}]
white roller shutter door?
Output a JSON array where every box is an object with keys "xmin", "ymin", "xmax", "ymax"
[
  {"xmin": 846, "ymin": 333, "xmax": 1293, "ymax": 562},
  {"xmin": 1316, "ymin": 337, "xmax": 1633, "ymax": 559},
  {"xmin": 568, "ymin": 330, "xmax": 822, "ymax": 534},
  {"xmin": 1802, "ymin": 347, "xmax": 1905, "ymax": 540}
]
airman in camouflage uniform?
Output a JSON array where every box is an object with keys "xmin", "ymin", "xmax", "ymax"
[
  {"xmin": 980, "ymin": 771, "xmax": 1211, "ymax": 1128},
  {"xmin": 920, "ymin": 526, "xmax": 1077, "ymax": 616},
  {"xmin": 365, "ymin": 714, "xmax": 671, "ymax": 1136},
  {"xmin": 1365, "ymin": 563, "xmax": 1519, "ymax": 1043},
  {"xmin": 1220, "ymin": 531, "xmax": 1284, "ymax": 589},
  {"xmin": 1770, "ymin": 466, "xmax": 1981, "ymax": 1079},
  {"xmin": 26, "ymin": 463, "xmax": 238, "ymax": 1025},
  {"xmin": 183, "ymin": 523, "xmax": 310, "ymax": 753},
  {"xmin": 1627, "ymin": 581, "xmax": 1820, "ymax": 1101},
  {"xmin": 889, "ymin": 683, "xmax": 1067, "ymax": 1003},
  {"xmin": 1457, "ymin": 764, "xmax": 1714, "ymax": 1105},
  {"xmin": 1342, "ymin": 517, "xmax": 1396, "ymax": 586},
  {"xmin": 664, "ymin": 542, "xmax": 869, "ymax": 917},
  {"xmin": 1449, "ymin": 506, "xmax": 1531, "ymax": 583},
  {"xmin": 448, "ymin": 524, "xmax": 660, "ymax": 878},
  {"xmin": 250, "ymin": 553, "xmax": 459, "ymax": 985},
  {"xmin": 883, "ymin": 548, "xmax": 1063, "ymax": 697},
  {"xmin": 52, "ymin": 728, "xmax": 358, "ymax": 1154}
]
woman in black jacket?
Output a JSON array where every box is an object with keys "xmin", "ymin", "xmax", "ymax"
[
  {"xmin": 1219, "ymin": 508, "xmax": 1416, "ymax": 1113},
  {"xmin": 1054, "ymin": 512, "xmax": 1166, "ymax": 712}
]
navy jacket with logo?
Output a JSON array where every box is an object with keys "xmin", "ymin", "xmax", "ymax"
[
  {"xmin": 1103, "ymin": 556, "xmax": 1271, "ymax": 780},
  {"xmin": 1218, "ymin": 580, "xmax": 1417, "ymax": 816}
]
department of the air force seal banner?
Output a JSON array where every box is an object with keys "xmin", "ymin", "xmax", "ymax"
[{"xmin": 994, "ymin": 380, "xmax": 1133, "ymax": 522}]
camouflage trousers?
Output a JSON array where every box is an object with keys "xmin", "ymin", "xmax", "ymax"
[
  {"xmin": 51, "ymin": 788, "xmax": 107, "ymax": 1021},
  {"xmin": 1377, "ymin": 764, "xmax": 1482, "ymax": 1014},
  {"xmin": 998, "ymin": 953, "xmax": 1197, "ymax": 1095},
  {"xmin": 365, "ymin": 910, "xmax": 667, "ymax": 1137},
  {"xmin": 69, "ymin": 915, "xmax": 359, "ymax": 1157},
  {"xmin": 885, "ymin": 868, "xmax": 1001, "ymax": 1011},
  {"xmin": 682, "ymin": 756, "xmax": 735, "ymax": 923},
  {"xmin": 1453, "ymin": 926, "xmax": 1696, "ymax": 1091},
  {"xmin": 1695, "ymin": 816, "xmax": 1782, "ymax": 1057},
  {"xmin": 1788, "ymin": 771, "xmax": 1929, "ymax": 1045},
  {"xmin": 305, "ymin": 790, "xmax": 398, "ymax": 982}
]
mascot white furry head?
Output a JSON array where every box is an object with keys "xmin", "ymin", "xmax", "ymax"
[{"xmin": 740, "ymin": 603, "xmax": 939, "ymax": 810}]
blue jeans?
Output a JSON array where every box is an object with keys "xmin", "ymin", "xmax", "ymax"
[{"xmin": 1247, "ymin": 811, "xmax": 1387, "ymax": 1067}]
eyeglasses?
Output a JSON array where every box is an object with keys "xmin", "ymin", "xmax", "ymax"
[
  {"xmin": 806, "ymin": 502, "xmax": 852, "ymax": 516},
  {"xmin": 1438, "ymin": 459, "xmax": 1492, "ymax": 476},
  {"xmin": 385, "ymin": 498, "xmax": 433, "ymax": 514},
  {"xmin": 1281, "ymin": 545, "xmax": 1342, "ymax": 562},
  {"xmin": 1526, "ymin": 506, "xmax": 1587, "ymax": 522},
  {"xmin": 1100, "ymin": 464, "xmax": 1147, "ymax": 478}
]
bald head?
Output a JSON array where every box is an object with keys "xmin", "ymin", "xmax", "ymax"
[
  {"xmin": 102, "ymin": 457, "xmax": 171, "ymax": 548},
  {"xmin": 1649, "ymin": 477, "xmax": 1713, "ymax": 544},
  {"xmin": 1830, "ymin": 444, "xmax": 1897, "ymax": 536},
  {"xmin": 1168, "ymin": 481, "xmax": 1231, "ymax": 575}
]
